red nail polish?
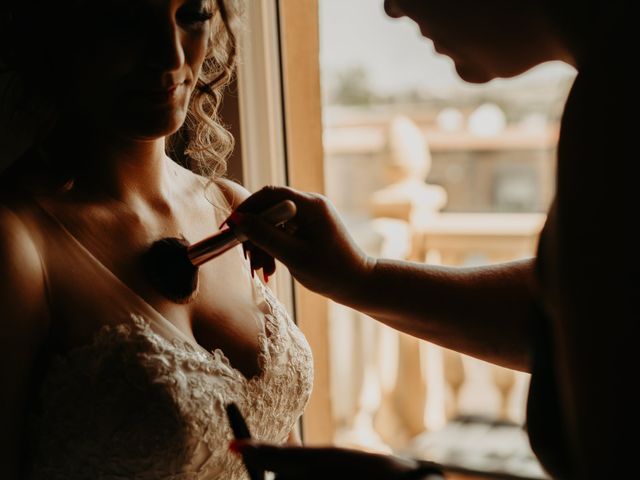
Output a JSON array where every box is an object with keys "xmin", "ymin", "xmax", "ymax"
[
  {"xmin": 219, "ymin": 211, "xmax": 235, "ymax": 229},
  {"xmin": 229, "ymin": 211, "xmax": 245, "ymax": 225},
  {"xmin": 264, "ymin": 273, "xmax": 269, "ymax": 283},
  {"xmin": 229, "ymin": 440, "xmax": 245, "ymax": 455}
]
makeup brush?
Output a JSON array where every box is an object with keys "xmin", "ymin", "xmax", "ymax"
[
  {"xmin": 226, "ymin": 402, "xmax": 264, "ymax": 480},
  {"xmin": 142, "ymin": 200, "xmax": 296, "ymax": 304}
]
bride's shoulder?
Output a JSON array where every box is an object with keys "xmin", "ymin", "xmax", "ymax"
[
  {"xmin": 0, "ymin": 200, "xmax": 48, "ymax": 323},
  {"xmin": 215, "ymin": 177, "xmax": 251, "ymax": 209},
  {"xmin": 170, "ymin": 159, "xmax": 250, "ymax": 210},
  {"xmin": 0, "ymin": 167, "xmax": 44, "ymax": 279}
]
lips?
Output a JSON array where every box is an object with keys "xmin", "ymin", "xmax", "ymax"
[{"xmin": 130, "ymin": 84, "xmax": 181, "ymax": 103}]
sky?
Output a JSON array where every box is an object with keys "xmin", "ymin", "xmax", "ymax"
[{"xmin": 318, "ymin": 0, "xmax": 575, "ymax": 96}]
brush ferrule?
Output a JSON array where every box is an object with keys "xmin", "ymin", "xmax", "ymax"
[
  {"xmin": 187, "ymin": 228, "xmax": 247, "ymax": 266},
  {"xmin": 185, "ymin": 200, "xmax": 297, "ymax": 267}
]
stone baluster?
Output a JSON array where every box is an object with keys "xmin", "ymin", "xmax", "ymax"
[
  {"xmin": 367, "ymin": 115, "xmax": 448, "ymax": 446},
  {"xmin": 492, "ymin": 364, "xmax": 517, "ymax": 421},
  {"xmin": 442, "ymin": 348, "xmax": 466, "ymax": 421}
]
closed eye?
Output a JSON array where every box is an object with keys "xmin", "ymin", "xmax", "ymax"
[{"xmin": 177, "ymin": 2, "xmax": 214, "ymax": 27}]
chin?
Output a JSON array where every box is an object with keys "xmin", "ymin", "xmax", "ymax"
[
  {"xmin": 130, "ymin": 122, "xmax": 184, "ymax": 141},
  {"xmin": 117, "ymin": 109, "xmax": 187, "ymax": 140}
]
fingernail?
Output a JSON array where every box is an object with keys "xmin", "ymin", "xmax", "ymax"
[
  {"xmin": 248, "ymin": 252, "xmax": 255, "ymax": 279},
  {"xmin": 229, "ymin": 440, "xmax": 245, "ymax": 455},
  {"xmin": 263, "ymin": 272, "xmax": 269, "ymax": 283},
  {"xmin": 229, "ymin": 211, "xmax": 246, "ymax": 225},
  {"xmin": 246, "ymin": 250, "xmax": 252, "ymax": 277},
  {"xmin": 219, "ymin": 210, "xmax": 238, "ymax": 229}
]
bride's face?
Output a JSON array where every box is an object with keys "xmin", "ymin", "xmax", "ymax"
[{"xmin": 48, "ymin": 0, "xmax": 215, "ymax": 140}]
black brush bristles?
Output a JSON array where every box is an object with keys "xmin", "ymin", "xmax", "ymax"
[{"xmin": 141, "ymin": 236, "xmax": 199, "ymax": 304}]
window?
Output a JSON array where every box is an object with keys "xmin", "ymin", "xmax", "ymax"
[{"xmin": 317, "ymin": 0, "xmax": 574, "ymax": 477}]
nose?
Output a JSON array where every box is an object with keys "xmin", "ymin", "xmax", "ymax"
[
  {"xmin": 383, "ymin": 0, "xmax": 405, "ymax": 19},
  {"xmin": 146, "ymin": 15, "xmax": 185, "ymax": 72}
]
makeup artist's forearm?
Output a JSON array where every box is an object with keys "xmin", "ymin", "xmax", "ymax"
[{"xmin": 337, "ymin": 258, "xmax": 536, "ymax": 372}]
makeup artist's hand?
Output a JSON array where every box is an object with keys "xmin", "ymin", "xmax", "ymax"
[
  {"xmin": 231, "ymin": 186, "xmax": 374, "ymax": 301},
  {"xmin": 231, "ymin": 441, "xmax": 444, "ymax": 480}
]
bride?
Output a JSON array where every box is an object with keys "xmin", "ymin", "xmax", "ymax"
[{"xmin": 0, "ymin": 1, "xmax": 313, "ymax": 479}]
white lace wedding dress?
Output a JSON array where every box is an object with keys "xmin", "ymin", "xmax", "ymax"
[{"xmin": 18, "ymin": 200, "xmax": 314, "ymax": 480}]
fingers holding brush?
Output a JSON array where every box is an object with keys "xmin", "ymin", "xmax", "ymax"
[
  {"xmin": 243, "ymin": 242, "xmax": 276, "ymax": 282},
  {"xmin": 227, "ymin": 206, "xmax": 294, "ymax": 282},
  {"xmin": 230, "ymin": 186, "xmax": 372, "ymax": 301}
]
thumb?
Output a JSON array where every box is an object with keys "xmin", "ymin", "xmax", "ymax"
[{"xmin": 230, "ymin": 211, "xmax": 301, "ymax": 266}]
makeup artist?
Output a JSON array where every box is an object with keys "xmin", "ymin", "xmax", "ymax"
[{"xmin": 229, "ymin": 0, "xmax": 634, "ymax": 478}]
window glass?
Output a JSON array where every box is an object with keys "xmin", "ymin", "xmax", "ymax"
[{"xmin": 319, "ymin": 1, "xmax": 575, "ymax": 476}]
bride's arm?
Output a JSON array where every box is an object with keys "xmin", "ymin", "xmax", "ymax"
[{"xmin": 0, "ymin": 206, "xmax": 51, "ymax": 479}]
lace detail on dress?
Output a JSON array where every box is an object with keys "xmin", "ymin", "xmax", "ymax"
[{"xmin": 28, "ymin": 277, "xmax": 313, "ymax": 480}]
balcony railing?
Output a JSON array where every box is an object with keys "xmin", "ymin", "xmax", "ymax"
[
  {"xmin": 329, "ymin": 213, "xmax": 548, "ymax": 479},
  {"xmin": 325, "ymin": 114, "xmax": 553, "ymax": 479}
]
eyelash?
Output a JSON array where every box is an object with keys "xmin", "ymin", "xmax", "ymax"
[{"xmin": 179, "ymin": 9, "xmax": 214, "ymax": 25}]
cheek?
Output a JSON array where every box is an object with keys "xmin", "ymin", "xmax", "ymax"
[
  {"xmin": 185, "ymin": 32, "xmax": 211, "ymax": 83},
  {"xmin": 68, "ymin": 50, "xmax": 138, "ymax": 112}
]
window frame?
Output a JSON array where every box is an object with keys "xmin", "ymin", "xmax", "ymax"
[{"xmin": 235, "ymin": 0, "xmax": 334, "ymax": 443}]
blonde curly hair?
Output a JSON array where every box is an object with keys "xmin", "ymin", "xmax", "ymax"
[{"xmin": 168, "ymin": 0, "xmax": 242, "ymax": 181}]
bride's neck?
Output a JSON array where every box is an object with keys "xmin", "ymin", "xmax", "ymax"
[{"xmin": 40, "ymin": 122, "xmax": 178, "ymax": 208}]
